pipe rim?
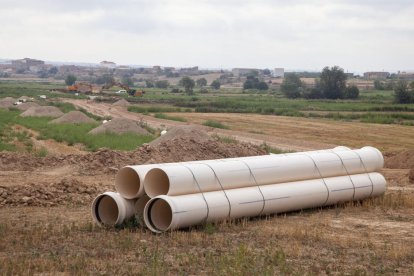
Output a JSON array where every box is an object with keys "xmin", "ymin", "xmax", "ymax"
[
  {"xmin": 143, "ymin": 196, "xmax": 173, "ymax": 233},
  {"xmin": 144, "ymin": 168, "xmax": 170, "ymax": 198},
  {"xmin": 91, "ymin": 193, "xmax": 121, "ymax": 226},
  {"xmin": 115, "ymin": 167, "xmax": 142, "ymax": 199}
]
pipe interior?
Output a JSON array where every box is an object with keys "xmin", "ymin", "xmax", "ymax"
[
  {"xmin": 116, "ymin": 167, "xmax": 140, "ymax": 198},
  {"xmin": 145, "ymin": 168, "xmax": 170, "ymax": 197},
  {"xmin": 97, "ymin": 195, "xmax": 119, "ymax": 225},
  {"xmin": 148, "ymin": 198, "xmax": 173, "ymax": 231}
]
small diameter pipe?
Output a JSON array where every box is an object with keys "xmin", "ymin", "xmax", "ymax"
[
  {"xmin": 116, "ymin": 146, "xmax": 351, "ymax": 199},
  {"xmin": 91, "ymin": 192, "xmax": 135, "ymax": 226},
  {"xmin": 143, "ymin": 172, "xmax": 386, "ymax": 233},
  {"xmin": 144, "ymin": 146, "xmax": 384, "ymax": 198}
]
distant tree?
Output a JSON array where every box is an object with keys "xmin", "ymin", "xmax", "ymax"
[
  {"xmin": 344, "ymin": 85, "xmax": 360, "ymax": 99},
  {"xmin": 211, "ymin": 79, "xmax": 221, "ymax": 90},
  {"xmin": 121, "ymin": 75, "xmax": 134, "ymax": 87},
  {"xmin": 65, "ymin": 74, "xmax": 77, "ymax": 86},
  {"xmin": 374, "ymin": 80, "xmax": 384, "ymax": 90},
  {"xmin": 95, "ymin": 74, "xmax": 114, "ymax": 85},
  {"xmin": 243, "ymin": 77, "xmax": 256, "ymax": 90},
  {"xmin": 48, "ymin": 67, "xmax": 58, "ymax": 75},
  {"xmin": 263, "ymin": 69, "xmax": 271, "ymax": 76},
  {"xmin": 155, "ymin": 80, "xmax": 170, "ymax": 88},
  {"xmin": 410, "ymin": 81, "xmax": 414, "ymax": 90},
  {"xmin": 257, "ymin": 81, "xmax": 269, "ymax": 90},
  {"xmin": 196, "ymin": 78, "xmax": 207, "ymax": 87},
  {"xmin": 247, "ymin": 70, "xmax": 259, "ymax": 77},
  {"xmin": 38, "ymin": 71, "xmax": 48, "ymax": 79},
  {"xmin": 180, "ymin": 76, "xmax": 195, "ymax": 95},
  {"xmin": 319, "ymin": 66, "xmax": 347, "ymax": 99},
  {"xmin": 394, "ymin": 80, "xmax": 413, "ymax": 104},
  {"xmin": 145, "ymin": 80, "xmax": 154, "ymax": 88},
  {"xmin": 280, "ymin": 73, "xmax": 303, "ymax": 98}
]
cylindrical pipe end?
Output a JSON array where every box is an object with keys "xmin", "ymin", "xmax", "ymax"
[
  {"xmin": 91, "ymin": 192, "xmax": 127, "ymax": 226},
  {"xmin": 143, "ymin": 196, "xmax": 173, "ymax": 233},
  {"xmin": 143, "ymin": 168, "xmax": 170, "ymax": 198},
  {"xmin": 115, "ymin": 167, "xmax": 143, "ymax": 199}
]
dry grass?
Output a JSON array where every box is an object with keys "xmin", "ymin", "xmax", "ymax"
[{"xmin": 1, "ymin": 188, "xmax": 413, "ymax": 275}]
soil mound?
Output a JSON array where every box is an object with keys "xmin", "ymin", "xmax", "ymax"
[
  {"xmin": 50, "ymin": 111, "xmax": 96, "ymax": 124},
  {"xmin": 0, "ymin": 178, "xmax": 99, "ymax": 207},
  {"xmin": 384, "ymin": 150, "xmax": 414, "ymax": 169},
  {"xmin": 112, "ymin": 98, "xmax": 131, "ymax": 107},
  {"xmin": 16, "ymin": 102, "xmax": 40, "ymax": 111},
  {"xmin": 150, "ymin": 125, "xmax": 212, "ymax": 146},
  {"xmin": 88, "ymin": 118, "xmax": 149, "ymax": 135},
  {"xmin": 0, "ymin": 97, "xmax": 15, "ymax": 109},
  {"xmin": 20, "ymin": 106, "xmax": 64, "ymax": 118}
]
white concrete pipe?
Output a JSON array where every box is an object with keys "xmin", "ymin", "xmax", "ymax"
[
  {"xmin": 91, "ymin": 192, "xmax": 135, "ymax": 226},
  {"xmin": 144, "ymin": 146, "xmax": 383, "ymax": 198},
  {"xmin": 116, "ymin": 146, "xmax": 351, "ymax": 199},
  {"xmin": 143, "ymin": 172, "xmax": 386, "ymax": 233}
]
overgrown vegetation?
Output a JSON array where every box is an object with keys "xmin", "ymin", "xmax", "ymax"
[
  {"xmin": 202, "ymin": 120, "xmax": 229, "ymax": 129},
  {"xmin": 154, "ymin": 113, "xmax": 187, "ymax": 122}
]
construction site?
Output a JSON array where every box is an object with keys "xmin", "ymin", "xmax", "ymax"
[{"xmin": 0, "ymin": 79, "xmax": 413, "ymax": 274}]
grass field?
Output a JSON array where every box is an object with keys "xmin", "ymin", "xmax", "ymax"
[{"xmin": 0, "ymin": 108, "xmax": 154, "ymax": 151}]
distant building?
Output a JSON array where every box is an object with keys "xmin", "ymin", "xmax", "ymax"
[
  {"xmin": 11, "ymin": 58, "xmax": 45, "ymax": 71},
  {"xmin": 232, "ymin": 68, "xmax": 258, "ymax": 77},
  {"xmin": 363, "ymin": 72, "xmax": 390, "ymax": 80},
  {"xmin": 397, "ymin": 71, "xmax": 414, "ymax": 80},
  {"xmin": 272, "ymin": 68, "xmax": 284, "ymax": 78},
  {"xmin": 100, "ymin": 61, "xmax": 116, "ymax": 69},
  {"xmin": 179, "ymin": 66, "xmax": 199, "ymax": 75}
]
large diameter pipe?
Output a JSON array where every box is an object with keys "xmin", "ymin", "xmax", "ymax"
[
  {"xmin": 144, "ymin": 146, "xmax": 383, "ymax": 198},
  {"xmin": 116, "ymin": 146, "xmax": 351, "ymax": 199},
  {"xmin": 115, "ymin": 164, "xmax": 159, "ymax": 199},
  {"xmin": 91, "ymin": 192, "xmax": 135, "ymax": 226},
  {"xmin": 143, "ymin": 172, "xmax": 386, "ymax": 233}
]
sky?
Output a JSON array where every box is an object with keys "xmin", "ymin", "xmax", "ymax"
[{"xmin": 0, "ymin": 0, "xmax": 413, "ymax": 73}]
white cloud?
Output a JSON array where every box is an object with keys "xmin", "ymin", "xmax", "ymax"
[{"xmin": 0, "ymin": 0, "xmax": 413, "ymax": 72}]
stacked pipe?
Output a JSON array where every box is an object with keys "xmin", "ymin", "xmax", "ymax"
[{"xmin": 91, "ymin": 146, "xmax": 386, "ymax": 233}]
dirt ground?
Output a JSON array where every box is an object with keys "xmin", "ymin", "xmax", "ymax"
[{"xmin": 0, "ymin": 99, "xmax": 413, "ymax": 274}]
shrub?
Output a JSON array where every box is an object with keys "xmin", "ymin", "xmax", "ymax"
[{"xmin": 344, "ymin": 85, "xmax": 359, "ymax": 99}]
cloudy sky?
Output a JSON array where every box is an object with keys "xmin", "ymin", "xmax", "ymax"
[{"xmin": 0, "ymin": 0, "xmax": 413, "ymax": 72}]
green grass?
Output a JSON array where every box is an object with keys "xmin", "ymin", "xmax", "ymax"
[
  {"xmin": 128, "ymin": 105, "xmax": 183, "ymax": 113},
  {"xmin": 0, "ymin": 109, "xmax": 154, "ymax": 152},
  {"xmin": 154, "ymin": 113, "xmax": 187, "ymax": 122},
  {"xmin": 0, "ymin": 81, "xmax": 87, "ymax": 99},
  {"xmin": 46, "ymin": 102, "xmax": 77, "ymax": 113},
  {"xmin": 202, "ymin": 120, "xmax": 229, "ymax": 129}
]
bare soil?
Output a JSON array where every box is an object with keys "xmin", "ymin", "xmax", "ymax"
[
  {"xmin": 49, "ymin": 111, "xmax": 96, "ymax": 124},
  {"xmin": 112, "ymin": 98, "xmax": 131, "ymax": 107},
  {"xmin": 20, "ymin": 106, "xmax": 64, "ymax": 118},
  {"xmin": 15, "ymin": 102, "xmax": 40, "ymax": 111},
  {"xmin": 0, "ymin": 98, "xmax": 413, "ymax": 274},
  {"xmin": 88, "ymin": 118, "xmax": 149, "ymax": 135}
]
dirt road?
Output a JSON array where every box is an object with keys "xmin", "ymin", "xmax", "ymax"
[{"xmin": 65, "ymin": 99, "xmax": 414, "ymax": 152}]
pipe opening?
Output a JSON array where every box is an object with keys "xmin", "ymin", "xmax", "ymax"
[
  {"xmin": 144, "ymin": 168, "xmax": 170, "ymax": 197},
  {"xmin": 116, "ymin": 167, "xmax": 141, "ymax": 199},
  {"xmin": 147, "ymin": 198, "xmax": 172, "ymax": 232},
  {"xmin": 95, "ymin": 195, "xmax": 119, "ymax": 225}
]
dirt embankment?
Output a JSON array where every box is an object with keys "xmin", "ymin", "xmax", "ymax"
[{"xmin": 0, "ymin": 130, "xmax": 266, "ymax": 207}]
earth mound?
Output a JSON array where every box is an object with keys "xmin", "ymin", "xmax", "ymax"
[
  {"xmin": 384, "ymin": 150, "xmax": 414, "ymax": 169},
  {"xmin": 112, "ymin": 98, "xmax": 131, "ymax": 107},
  {"xmin": 20, "ymin": 106, "xmax": 64, "ymax": 118},
  {"xmin": 150, "ymin": 125, "xmax": 213, "ymax": 146},
  {"xmin": 50, "ymin": 111, "xmax": 96, "ymax": 124},
  {"xmin": 88, "ymin": 118, "xmax": 149, "ymax": 135},
  {"xmin": 16, "ymin": 102, "xmax": 40, "ymax": 111},
  {"xmin": 0, "ymin": 97, "xmax": 16, "ymax": 109}
]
